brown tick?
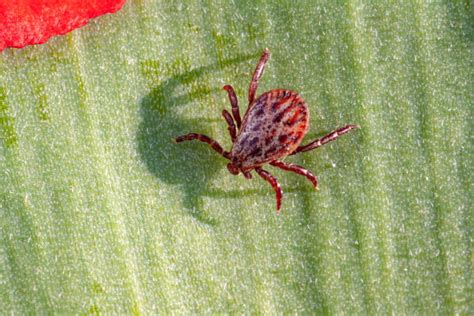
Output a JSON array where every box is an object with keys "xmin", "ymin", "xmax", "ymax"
[{"xmin": 175, "ymin": 48, "xmax": 359, "ymax": 212}]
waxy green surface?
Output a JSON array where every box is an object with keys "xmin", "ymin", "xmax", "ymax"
[{"xmin": 0, "ymin": 1, "xmax": 471, "ymax": 314}]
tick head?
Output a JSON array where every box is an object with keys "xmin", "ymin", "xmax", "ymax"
[
  {"xmin": 226, "ymin": 156, "xmax": 242, "ymax": 176},
  {"xmin": 227, "ymin": 162, "xmax": 239, "ymax": 175}
]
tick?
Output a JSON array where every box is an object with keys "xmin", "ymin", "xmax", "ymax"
[{"xmin": 175, "ymin": 48, "xmax": 359, "ymax": 212}]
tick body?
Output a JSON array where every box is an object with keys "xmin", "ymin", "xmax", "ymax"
[{"xmin": 175, "ymin": 49, "xmax": 359, "ymax": 212}]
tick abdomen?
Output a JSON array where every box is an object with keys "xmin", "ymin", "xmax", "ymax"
[{"xmin": 231, "ymin": 89, "xmax": 309, "ymax": 170}]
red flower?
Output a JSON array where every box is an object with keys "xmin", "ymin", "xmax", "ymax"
[{"xmin": 0, "ymin": 0, "xmax": 126, "ymax": 51}]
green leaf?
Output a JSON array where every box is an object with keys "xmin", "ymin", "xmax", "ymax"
[{"xmin": 0, "ymin": 1, "xmax": 471, "ymax": 314}]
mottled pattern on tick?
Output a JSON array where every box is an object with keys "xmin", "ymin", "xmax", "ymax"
[{"xmin": 231, "ymin": 89, "xmax": 309, "ymax": 170}]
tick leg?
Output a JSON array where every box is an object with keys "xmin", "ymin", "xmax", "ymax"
[
  {"xmin": 270, "ymin": 160, "xmax": 318, "ymax": 189},
  {"xmin": 256, "ymin": 167, "xmax": 283, "ymax": 213},
  {"xmin": 175, "ymin": 133, "xmax": 230, "ymax": 159},
  {"xmin": 222, "ymin": 109, "xmax": 236, "ymax": 142},
  {"xmin": 291, "ymin": 124, "xmax": 360, "ymax": 155},
  {"xmin": 248, "ymin": 48, "xmax": 270, "ymax": 105},
  {"xmin": 223, "ymin": 85, "xmax": 241, "ymax": 129}
]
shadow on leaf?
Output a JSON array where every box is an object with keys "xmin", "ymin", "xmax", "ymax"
[{"xmin": 137, "ymin": 52, "xmax": 258, "ymax": 224}]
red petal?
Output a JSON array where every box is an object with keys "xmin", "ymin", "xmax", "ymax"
[{"xmin": 0, "ymin": 0, "xmax": 126, "ymax": 51}]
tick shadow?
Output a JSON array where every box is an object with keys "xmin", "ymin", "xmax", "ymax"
[{"xmin": 137, "ymin": 53, "xmax": 258, "ymax": 224}]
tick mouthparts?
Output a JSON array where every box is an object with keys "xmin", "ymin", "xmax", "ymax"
[{"xmin": 227, "ymin": 163, "xmax": 240, "ymax": 175}]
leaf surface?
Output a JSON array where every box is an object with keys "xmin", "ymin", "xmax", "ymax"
[{"xmin": 0, "ymin": 1, "xmax": 472, "ymax": 314}]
